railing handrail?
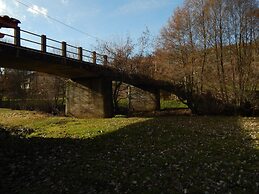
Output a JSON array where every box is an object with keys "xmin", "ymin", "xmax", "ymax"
[
  {"xmin": 82, "ymin": 48, "xmax": 93, "ymax": 54},
  {"xmin": 20, "ymin": 29, "xmax": 41, "ymax": 38},
  {"xmin": 46, "ymin": 37, "xmax": 62, "ymax": 44},
  {"xmin": 20, "ymin": 37, "xmax": 41, "ymax": 46},
  {"xmin": 0, "ymin": 33, "xmax": 14, "ymax": 38},
  {"xmin": 46, "ymin": 44, "xmax": 62, "ymax": 51},
  {"xmin": 67, "ymin": 43, "xmax": 79, "ymax": 50},
  {"xmin": 0, "ymin": 27, "xmax": 113, "ymax": 65}
]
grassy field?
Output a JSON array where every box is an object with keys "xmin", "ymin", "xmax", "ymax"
[
  {"xmin": 0, "ymin": 108, "xmax": 258, "ymax": 194},
  {"xmin": 118, "ymin": 99, "xmax": 188, "ymax": 111},
  {"xmin": 160, "ymin": 100, "xmax": 188, "ymax": 109}
]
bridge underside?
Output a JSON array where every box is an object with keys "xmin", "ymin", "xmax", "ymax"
[
  {"xmin": 0, "ymin": 43, "xmax": 178, "ymax": 118},
  {"xmin": 0, "ymin": 43, "xmax": 105, "ymax": 79}
]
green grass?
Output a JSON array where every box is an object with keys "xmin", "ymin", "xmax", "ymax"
[
  {"xmin": 160, "ymin": 100, "xmax": 188, "ymax": 109},
  {"xmin": 0, "ymin": 108, "xmax": 258, "ymax": 193},
  {"xmin": 117, "ymin": 98, "xmax": 129, "ymax": 109},
  {"xmin": 117, "ymin": 99, "xmax": 188, "ymax": 110},
  {"xmin": 0, "ymin": 109, "xmax": 145, "ymax": 139}
]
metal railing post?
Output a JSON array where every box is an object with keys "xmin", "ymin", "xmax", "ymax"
[
  {"xmin": 62, "ymin": 41, "xmax": 67, "ymax": 57},
  {"xmin": 14, "ymin": 27, "xmax": 20, "ymax": 46},
  {"xmin": 103, "ymin": 55, "xmax": 108, "ymax": 65},
  {"xmin": 92, "ymin": 51, "xmax": 96, "ymax": 64},
  {"xmin": 78, "ymin": 47, "xmax": 83, "ymax": 61},
  {"xmin": 41, "ymin": 35, "xmax": 46, "ymax": 52}
]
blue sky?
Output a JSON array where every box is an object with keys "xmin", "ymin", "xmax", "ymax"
[{"xmin": 0, "ymin": 0, "xmax": 184, "ymax": 50}]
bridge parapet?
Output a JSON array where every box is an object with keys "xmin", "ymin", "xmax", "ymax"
[{"xmin": 0, "ymin": 27, "xmax": 111, "ymax": 65}]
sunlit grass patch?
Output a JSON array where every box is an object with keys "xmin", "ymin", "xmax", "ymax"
[
  {"xmin": 160, "ymin": 100, "xmax": 188, "ymax": 109},
  {"xmin": 0, "ymin": 109, "xmax": 258, "ymax": 193},
  {"xmin": 0, "ymin": 108, "xmax": 148, "ymax": 138}
]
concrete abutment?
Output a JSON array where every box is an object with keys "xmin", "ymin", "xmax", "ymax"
[
  {"xmin": 66, "ymin": 79, "xmax": 161, "ymax": 118},
  {"xmin": 66, "ymin": 78, "xmax": 113, "ymax": 118},
  {"xmin": 129, "ymin": 86, "xmax": 160, "ymax": 112}
]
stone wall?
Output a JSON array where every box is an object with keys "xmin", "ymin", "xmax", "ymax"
[
  {"xmin": 129, "ymin": 86, "xmax": 160, "ymax": 112},
  {"xmin": 66, "ymin": 78, "xmax": 113, "ymax": 118}
]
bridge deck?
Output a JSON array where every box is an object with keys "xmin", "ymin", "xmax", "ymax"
[
  {"xmin": 0, "ymin": 27, "xmax": 184, "ymax": 93},
  {"xmin": 0, "ymin": 42, "xmax": 181, "ymax": 93}
]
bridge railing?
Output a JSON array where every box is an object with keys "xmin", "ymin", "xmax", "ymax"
[{"xmin": 0, "ymin": 27, "xmax": 112, "ymax": 65}]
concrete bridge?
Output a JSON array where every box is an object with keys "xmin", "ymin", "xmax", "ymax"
[{"xmin": 0, "ymin": 27, "xmax": 183, "ymax": 118}]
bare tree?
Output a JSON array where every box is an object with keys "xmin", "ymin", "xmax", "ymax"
[
  {"xmin": 157, "ymin": 0, "xmax": 258, "ymax": 115},
  {"xmin": 97, "ymin": 36, "xmax": 134, "ymax": 112}
]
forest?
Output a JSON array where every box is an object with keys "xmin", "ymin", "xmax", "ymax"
[{"xmin": 155, "ymin": 0, "xmax": 258, "ymax": 115}]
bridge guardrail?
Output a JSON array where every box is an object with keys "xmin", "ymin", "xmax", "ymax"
[{"xmin": 0, "ymin": 27, "xmax": 113, "ymax": 66}]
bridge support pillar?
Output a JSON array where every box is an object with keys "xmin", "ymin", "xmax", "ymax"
[
  {"xmin": 129, "ymin": 86, "xmax": 160, "ymax": 112},
  {"xmin": 66, "ymin": 78, "xmax": 113, "ymax": 118}
]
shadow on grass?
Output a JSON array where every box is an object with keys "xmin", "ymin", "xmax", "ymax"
[{"xmin": 0, "ymin": 117, "xmax": 258, "ymax": 194}]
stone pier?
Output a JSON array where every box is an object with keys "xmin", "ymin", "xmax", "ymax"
[
  {"xmin": 129, "ymin": 86, "xmax": 160, "ymax": 112},
  {"xmin": 66, "ymin": 78, "xmax": 113, "ymax": 118}
]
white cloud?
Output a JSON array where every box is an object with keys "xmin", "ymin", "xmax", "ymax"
[
  {"xmin": 27, "ymin": 5, "xmax": 48, "ymax": 17},
  {"xmin": 0, "ymin": 0, "xmax": 7, "ymax": 14},
  {"xmin": 0, "ymin": 0, "xmax": 26, "ymax": 24}
]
